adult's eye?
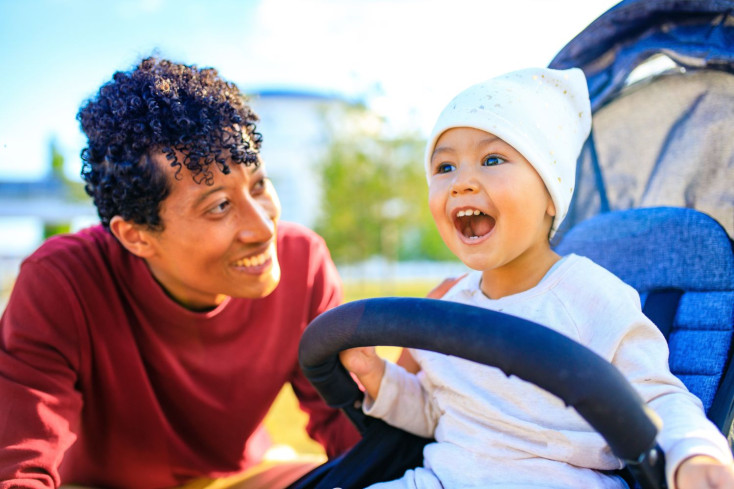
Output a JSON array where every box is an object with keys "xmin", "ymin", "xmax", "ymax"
[
  {"xmin": 482, "ymin": 155, "xmax": 505, "ymax": 166},
  {"xmin": 209, "ymin": 200, "xmax": 231, "ymax": 214},
  {"xmin": 252, "ymin": 177, "xmax": 269, "ymax": 195}
]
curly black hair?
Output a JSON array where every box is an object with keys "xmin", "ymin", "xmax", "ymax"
[{"xmin": 78, "ymin": 56, "xmax": 262, "ymax": 230}]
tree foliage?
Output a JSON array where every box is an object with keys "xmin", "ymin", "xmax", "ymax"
[{"xmin": 313, "ymin": 103, "xmax": 456, "ymax": 264}]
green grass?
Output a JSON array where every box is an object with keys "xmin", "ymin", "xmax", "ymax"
[
  {"xmin": 342, "ymin": 279, "xmax": 437, "ymax": 303},
  {"xmin": 263, "ymin": 278, "xmax": 438, "ymax": 457}
]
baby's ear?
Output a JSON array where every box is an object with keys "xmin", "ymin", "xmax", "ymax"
[
  {"xmin": 546, "ymin": 196, "xmax": 557, "ymax": 217},
  {"xmin": 109, "ymin": 216, "xmax": 156, "ymax": 258}
]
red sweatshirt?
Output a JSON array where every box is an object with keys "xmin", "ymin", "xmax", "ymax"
[{"xmin": 0, "ymin": 222, "xmax": 359, "ymax": 489}]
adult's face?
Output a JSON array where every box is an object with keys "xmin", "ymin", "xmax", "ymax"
[{"xmin": 141, "ymin": 152, "xmax": 282, "ymax": 310}]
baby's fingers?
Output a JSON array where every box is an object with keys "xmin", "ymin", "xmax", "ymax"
[
  {"xmin": 676, "ymin": 456, "xmax": 734, "ymax": 489},
  {"xmin": 339, "ymin": 347, "xmax": 378, "ymax": 375}
]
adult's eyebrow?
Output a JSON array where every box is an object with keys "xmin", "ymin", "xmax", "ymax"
[
  {"xmin": 193, "ymin": 186, "xmax": 225, "ymax": 208},
  {"xmin": 193, "ymin": 163, "xmax": 264, "ymax": 206}
]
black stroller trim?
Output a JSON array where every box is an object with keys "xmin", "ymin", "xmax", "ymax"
[
  {"xmin": 550, "ymin": 0, "xmax": 734, "ymax": 110},
  {"xmin": 298, "ymin": 297, "xmax": 667, "ymax": 488}
]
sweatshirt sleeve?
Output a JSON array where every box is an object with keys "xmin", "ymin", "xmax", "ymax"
[
  {"xmin": 602, "ymin": 289, "xmax": 733, "ymax": 489},
  {"xmin": 0, "ymin": 259, "xmax": 85, "ymax": 489},
  {"xmin": 362, "ymin": 360, "xmax": 440, "ymax": 438},
  {"xmin": 289, "ymin": 365, "xmax": 361, "ymax": 458},
  {"xmin": 289, "ymin": 233, "xmax": 360, "ymax": 459}
]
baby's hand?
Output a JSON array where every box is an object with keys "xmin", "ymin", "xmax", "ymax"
[
  {"xmin": 339, "ymin": 347, "xmax": 381, "ymax": 376},
  {"xmin": 675, "ymin": 455, "xmax": 734, "ymax": 489},
  {"xmin": 339, "ymin": 347, "xmax": 386, "ymax": 399}
]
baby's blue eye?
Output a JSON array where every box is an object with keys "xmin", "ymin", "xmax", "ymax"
[
  {"xmin": 436, "ymin": 163, "xmax": 456, "ymax": 174},
  {"xmin": 482, "ymin": 155, "xmax": 505, "ymax": 166}
]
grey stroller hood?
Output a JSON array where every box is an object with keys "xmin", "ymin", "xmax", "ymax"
[{"xmin": 549, "ymin": 0, "xmax": 734, "ymax": 240}]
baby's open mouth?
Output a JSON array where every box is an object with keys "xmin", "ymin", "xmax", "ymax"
[{"xmin": 454, "ymin": 208, "xmax": 495, "ymax": 240}]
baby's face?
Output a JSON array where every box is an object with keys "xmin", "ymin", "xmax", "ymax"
[{"xmin": 427, "ymin": 127, "xmax": 555, "ymax": 274}]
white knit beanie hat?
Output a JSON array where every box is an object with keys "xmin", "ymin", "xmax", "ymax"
[{"xmin": 425, "ymin": 67, "xmax": 592, "ymax": 238}]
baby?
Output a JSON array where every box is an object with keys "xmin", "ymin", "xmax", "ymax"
[{"xmin": 340, "ymin": 67, "xmax": 734, "ymax": 488}]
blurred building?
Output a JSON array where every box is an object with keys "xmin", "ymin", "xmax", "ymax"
[
  {"xmin": 0, "ymin": 179, "xmax": 96, "ymax": 226},
  {"xmin": 249, "ymin": 88, "xmax": 350, "ymax": 228}
]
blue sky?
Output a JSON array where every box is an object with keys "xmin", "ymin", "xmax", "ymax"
[{"xmin": 0, "ymin": 0, "xmax": 619, "ymax": 183}]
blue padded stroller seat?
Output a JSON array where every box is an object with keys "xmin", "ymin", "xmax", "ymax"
[{"xmin": 555, "ymin": 206, "xmax": 734, "ymax": 444}]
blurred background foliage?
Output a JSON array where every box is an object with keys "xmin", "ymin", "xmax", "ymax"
[{"xmin": 313, "ymin": 103, "xmax": 456, "ymax": 265}]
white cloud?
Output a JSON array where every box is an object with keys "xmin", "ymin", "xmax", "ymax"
[{"xmin": 243, "ymin": 0, "xmax": 618, "ymax": 132}]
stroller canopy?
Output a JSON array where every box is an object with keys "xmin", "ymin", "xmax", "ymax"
[{"xmin": 549, "ymin": 0, "xmax": 734, "ymax": 239}]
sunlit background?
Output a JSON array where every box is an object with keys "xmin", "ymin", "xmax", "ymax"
[
  {"xmin": 2, "ymin": 0, "xmax": 618, "ymax": 174},
  {"xmin": 1, "ymin": 0, "xmax": 618, "ymax": 249}
]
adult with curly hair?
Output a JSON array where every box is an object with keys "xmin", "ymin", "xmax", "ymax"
[{"xmin": 0, "ymin": 57, "xmax": 359, "ymax": 489}]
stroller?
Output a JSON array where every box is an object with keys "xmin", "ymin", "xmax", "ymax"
[{"xmin": 289, "ymin": 1, "xmax": 734, "ymax": 488}]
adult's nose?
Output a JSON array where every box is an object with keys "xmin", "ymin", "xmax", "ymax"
[{"xmin": 236, "ymin": 198, "xmax": 275, "ymax": 243}]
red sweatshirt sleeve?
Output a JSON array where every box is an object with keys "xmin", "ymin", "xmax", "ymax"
[
  {"xmin": 288, "ymin": 233, "xmax": 360, "ymax": 458},
  {"xmin": 0, "ymin": 259, "xmax": 85, "ymax": 489}
]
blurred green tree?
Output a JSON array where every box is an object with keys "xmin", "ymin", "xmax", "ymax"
[{"xmin": 313, "ymin": 103, "xmax": 456, "ymax": 264}]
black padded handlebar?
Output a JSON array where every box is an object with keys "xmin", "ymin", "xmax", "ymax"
[{"xmin": 299, "ymin": 297, "xmax": 662, "ymax": 466}]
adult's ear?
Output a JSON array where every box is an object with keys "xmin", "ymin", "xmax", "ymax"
[{"xmin": 109, "ymin": 216, "xmax": 155, "ymax": 258}]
